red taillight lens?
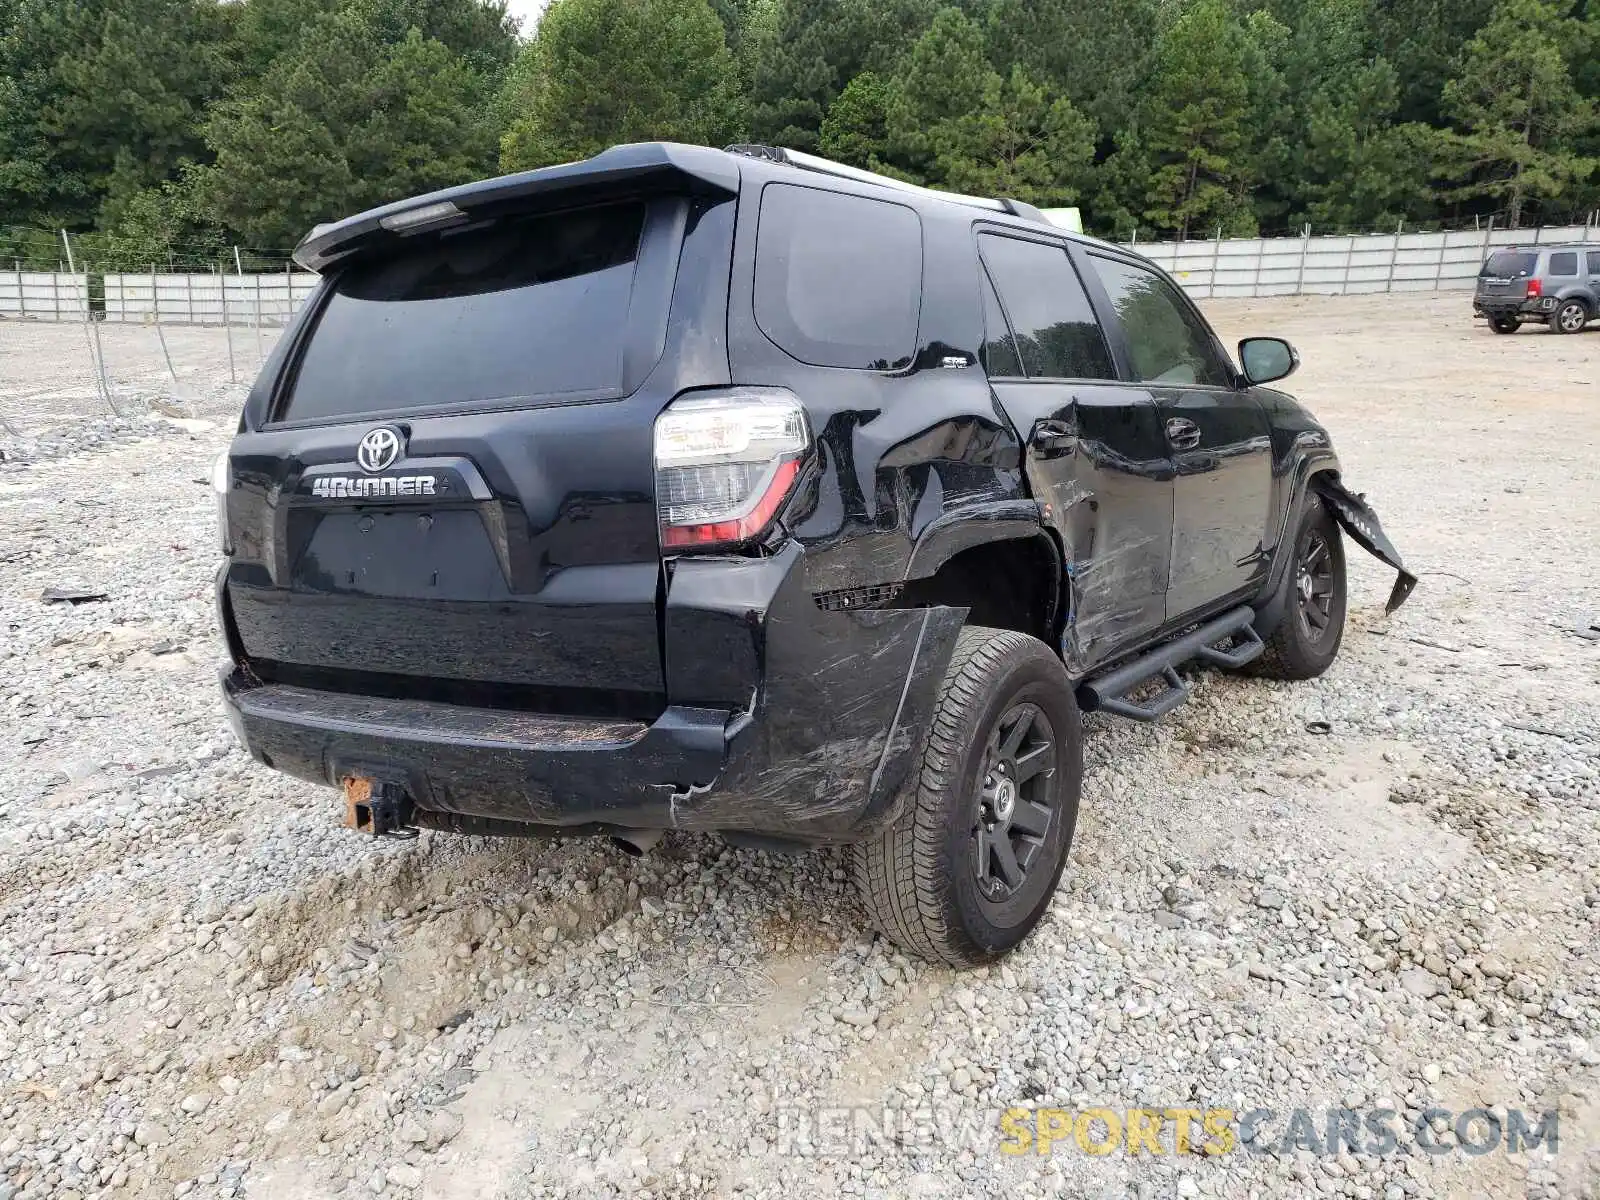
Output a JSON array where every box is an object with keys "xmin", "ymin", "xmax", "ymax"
[
  {"xmin": 654, "ymin": 389, "xmax": 810, "ymax": 552},
  {"xmin": 1527, "ymin": 278, "xmax": 1542, "ymax": 298}
]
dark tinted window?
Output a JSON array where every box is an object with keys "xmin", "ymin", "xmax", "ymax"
[
  {"xmin": 1482, "ymin": 251, "xmax": 1537, "ymax": 277},
  {"xmin": 754, "ymin": 184, "xmax": 921, "ymax": 370},
  {"xmin": 1549, "ymin": 251, "xmax": 1578, "ymax": 276},
  {"xmin": 978, "ymin": 234, "xmax": 1112, "ymax": 380},
  {"xmin": 979, "ymin": 268, "xmax": 1024, "ymax": 378},
  {"xmin": 1090, "ymin": 255, "xmax": 1233, "ymax": 388},
  {"xmin": 283, "ymin": 204, "xmax": 645, "ymax": 423},
  {"xmin": 1589, "ymin": 252, "xmax": 1600, "ymax": 274}
]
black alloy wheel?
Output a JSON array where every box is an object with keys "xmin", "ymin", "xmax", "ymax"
[
  {"xmin": 1295, "ymin": 527, "xmax": 1338, "ymax": 649},
  {"xmin": 973, "ymin": 701, "xmax": 1058, "ymax": 911}
]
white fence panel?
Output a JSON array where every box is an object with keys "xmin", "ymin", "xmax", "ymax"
[
  {"xmin": 0, "ymin": 271, "xmax": 90, "ymax": 321},
  {"xmin": 1130, "ymin": 223, "xmax": 1599, "ymax": 299},
  {"xmin": 103, "ymin": 271, "xmax": 318, "ymax": 325}
]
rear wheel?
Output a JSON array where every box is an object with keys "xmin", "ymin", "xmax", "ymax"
[
  {"xmin": 1251, "ymin": 494, "xmax": 1347, "ymax": 681},
  {"xmin": 852, "ymin": 626, "xmax": 1081, "ymax": 966},
  {"xmin": 1550, "ymin": 300, "xmax": 1588, "ymax": 335},
  {"xmin": 1489, "ymin": 316, "xmax": 1521, "ymax": 335}
]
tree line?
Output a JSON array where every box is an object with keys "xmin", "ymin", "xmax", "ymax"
[{"xmin": 1, "ymin": 0, "xmax": 1596, "ymax": 270}]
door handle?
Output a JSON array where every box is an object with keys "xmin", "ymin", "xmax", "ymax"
[
  {"xmin": 1165, "ymin": 417, "xmax": 1202, "ymax": 451},
  {"xmin": 1031, "ymin": 419, "xmax": 1077, "ymax": 451}
]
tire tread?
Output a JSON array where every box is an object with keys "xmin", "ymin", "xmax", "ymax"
[{"xmin": 853, "ymin": 626, "xmax": 1068, "ymax": 966}]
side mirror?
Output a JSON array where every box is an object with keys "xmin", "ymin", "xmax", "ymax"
[{"xmin": 1239, "ymin": 337, "xmax": 1299, "ymax": 386}]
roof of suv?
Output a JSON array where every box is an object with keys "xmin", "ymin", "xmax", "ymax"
[{"xmin": 295, "ymin": 141, "xmax": 1120, "ymax": 272}]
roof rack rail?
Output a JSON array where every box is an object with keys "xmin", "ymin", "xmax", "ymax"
[{"xmin": 725, "ymin": 144, "xmax": 1049, "ymax": 226}]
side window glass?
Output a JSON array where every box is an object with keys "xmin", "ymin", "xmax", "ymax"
[
  {"xmin": 979, "ymin": 268, "xmax": 1024, "ymax": 378},
  {"xmin": 1588, "ymin": 251, "xmax": 1600, "ymax": 274},
  {"xmin": 1090, "ymin": 255, "xmax": 1233, "ymax": 387},
  {"xmin": 977, "ymin": 234, "xmax": 1114, "ymax": 380},
  {"xmin": 1548, "ymin": 252, "xmax": 1577, "ymax": 277},
  {"xmin": 754, "ymin": 184, "xmax": 922, "ymax": 370}
]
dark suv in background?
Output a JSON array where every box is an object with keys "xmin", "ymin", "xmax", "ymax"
[
  {"xmin": 1474, "ymin": 243, "xmax": 1599, "ymax": 334},
  {"xmin": 214, "ymin": 142, "xmax": 1414, "ymax": 965}
]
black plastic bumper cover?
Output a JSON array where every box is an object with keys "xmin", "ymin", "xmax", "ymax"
[
  {"xmin": 1311, "ymin": 475, "xmax": 1417, "ymax": 614},
  {"xmin": 219, "ymin": 541, "xmax": 965, "ymax": 843}
]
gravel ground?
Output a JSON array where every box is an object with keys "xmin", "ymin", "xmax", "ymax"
[{"xmin": 1, "ymin": 294, "xmax": 1597, "ymax": 1200}]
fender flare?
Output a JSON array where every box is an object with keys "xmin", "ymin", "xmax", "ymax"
[{"xmin": 902, "ymin": 499, "xmax": 1047, "ymax": 582}]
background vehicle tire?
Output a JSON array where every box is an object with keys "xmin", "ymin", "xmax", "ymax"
[
  {"xmin": 853, "ymin": 626, "xmax": 1082, "ymax": 967},
  {"xmin": 1251, "ymin": 493, "xmax": 1347, "ymax": 681},
  {"xmin": 1550, "ymin": 300, "xmax": 1588, "ymax": 335},
  {"xmin": 1489, "ymin": 316, "xmax": 1520, "ymax": 334}
]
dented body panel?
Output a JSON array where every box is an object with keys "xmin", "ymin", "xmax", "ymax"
[{"xmin": 216, "ymin": 142, "xmax": 1413, "ymax": 844}]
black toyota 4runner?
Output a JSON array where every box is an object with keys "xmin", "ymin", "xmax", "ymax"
[{"xmin": 215, "ymin": 143, "xmax": 1414, "ymax": 965}]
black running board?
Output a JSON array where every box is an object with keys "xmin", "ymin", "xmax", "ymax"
[{"xmin": 1077, "ymin": 605, "xmax": 1264, "ymax": 722}]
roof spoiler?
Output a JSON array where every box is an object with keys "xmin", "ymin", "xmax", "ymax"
[{"xmin": 293, "ymin": 142, "xmax": 741, "ymax": 273}]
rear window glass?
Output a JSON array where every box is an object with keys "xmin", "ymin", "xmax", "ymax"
[
  {"xmin": 1481, "ymin": 251, "xmax": 1537, "ymax": 277},
  {"xmin": 1548, "ymin": 251, "xmax": 1578, "ymax": 276},
  {"xmin": 282, "ymin": 203, "xmax": 645, "ymax": 423},
  {"xmin": 754, "ymin": 184, "xmax": 921, "ymax": 370},
  {"xmin": 1590, "ymin": 252, "xmax": 1600, "ymax": 274}
]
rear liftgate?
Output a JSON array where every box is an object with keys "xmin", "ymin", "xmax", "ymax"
[{"xmin": 1079, "ymin": 475, "xmax": 1417, "ymax": 723}]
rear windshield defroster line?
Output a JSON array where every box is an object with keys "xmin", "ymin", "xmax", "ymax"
[{"xmin": 278, "ymin": 203, "xmax": 647, "ymax": 424}]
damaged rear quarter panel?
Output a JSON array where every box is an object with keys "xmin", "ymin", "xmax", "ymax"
[{"xmin": 665, "ymin": 543, "xmax": 964, "ymax": 838}]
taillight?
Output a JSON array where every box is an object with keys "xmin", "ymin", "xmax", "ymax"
[
  {"xmin": 654, "ymin": 388, "xmax": 810, "ymax": 551},
  {"xmin": 1527, "ymin": 278, "xmax": 1542, "ymax": 298}
]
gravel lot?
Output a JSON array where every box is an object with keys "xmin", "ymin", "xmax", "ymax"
[{"xmin": 1, "ymin": 294, "xmax": 1597, "ymax": 1200}]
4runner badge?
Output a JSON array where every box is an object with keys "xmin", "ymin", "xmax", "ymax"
[{"xmin": 356, "ymin": 426, "xmax": 403, "ymax": 473}]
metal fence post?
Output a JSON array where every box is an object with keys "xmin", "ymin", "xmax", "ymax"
[
  {"xmin": 152, "ymin": 263, "xmax": 177, "ymax": 384},
  {"xmin": 1295, "ymin": 225, "xmax": 1310, "ymax": 295},
  {"xmin": 1385, "ymin": 220, "xmax": 1402, "ymax": 292},
  {"xmin": 61, "ymin": 230, "xmax": 113, "ymax": 412},
  {"xmin": 221, "ymin": 277, "xmax": 237, "ymax": 384},
  {"xmin": 1341, "ymin": 236, "xmax": 1355, "ymax": 296},
  {"xmin": 17, "ymin": 264, "xmax": 26, "ymax": 319},
  {"xmin": 1209, "ymin": 227, "xmax": 1222, "ymax": 299}
]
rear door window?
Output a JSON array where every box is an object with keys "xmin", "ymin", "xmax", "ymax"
[
  {"xmin": 1589, "ymin": 252, "xmax": 1600, "ymax": 274},
  {"xmin": 1089, "ymin": 255, "xmax": 1233, "ymax": 388},
  {"xmin": 1548, "ymin": 251, "xmax": 1578, "ymax": 276},
  {"xmin": 1481, "ymin": 251, "xmax": 1537, "ymax": 278},
  {"xmin": 977, "ymin": 234, "xmax": 1113, "ymax": 380},
  {"xmin": 282, "ymin": 203, "xmax": 647, "ymax": 424},
  {"xmin": 753, "ymin": 184, "xmax": 922, "ymax": 370},
  {"xmin": 979, "ymin": 268, "xmax": 1024, "ymax": 378}
]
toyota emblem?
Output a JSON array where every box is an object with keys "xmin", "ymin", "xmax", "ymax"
[{"xmin": 356, "ymin": 427, "xmax": 403, "ymax": 473}]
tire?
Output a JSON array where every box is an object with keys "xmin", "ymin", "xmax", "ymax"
[
  {"xmin": 1550, "ymin": 299, "xmax": 1588, "ymax": 335},
  {"xmin": 1251, "ymin": 493, "xmax": 1347, "ymax": 680},
  {"xmin": 1489, "ymin": 316, "xmax": 1521, "ymax": 335},
  {"xmin": 852, "ymin": 626, "xmax": 1082, "ymax": 967}
]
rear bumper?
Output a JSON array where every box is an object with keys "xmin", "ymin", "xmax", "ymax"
[
  {"xmin": 219, "ymin": 542, "xmax": 965, "ymax": 843},
  {"xmin": 1473, "ymin": 297, "xmax": 1553, "ymax": 317}
]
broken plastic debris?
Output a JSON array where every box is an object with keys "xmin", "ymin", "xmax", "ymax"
[{"xmin": 40, "ymin": 586, "xmax": 108, "ymax": 604}]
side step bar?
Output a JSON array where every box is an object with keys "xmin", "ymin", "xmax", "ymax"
[{"xmin": 1077, "ymin": 605, "xmax": 1264, "ymax": 723}]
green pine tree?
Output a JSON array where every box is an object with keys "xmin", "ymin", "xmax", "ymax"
[
  {"xmin": 983, "ymin": 0, "xmax": 1163, "ymax": 140},
  {"xmin": 1134, "ymin": 0, "xmax": 1258, "ymax": 239},
  {"xmin": 1437, "ymin": 0, "xmax": 1597, "ymax": 227},
  {"xmin": 499, "ymin": 0, "xmax": 743, "ymax": 171},
  {"xmin": 936, "ymin": 66, "xmax": 1096, "ymax": 207},
  {"xmin": 818, "ymin": 71, "xmax": 893, "ymax": 168},
  {"xmin": 746, "ymin": 0, "xmax": 938, "ymax": 149},
  {"xmin": 203, "ymin": 7, "xmax": 504, "ymax": 247}
]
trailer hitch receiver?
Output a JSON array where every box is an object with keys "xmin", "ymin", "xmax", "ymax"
[{"xmin": 342, "ymin": 776, "xmax": 418, "ymax": 839}]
